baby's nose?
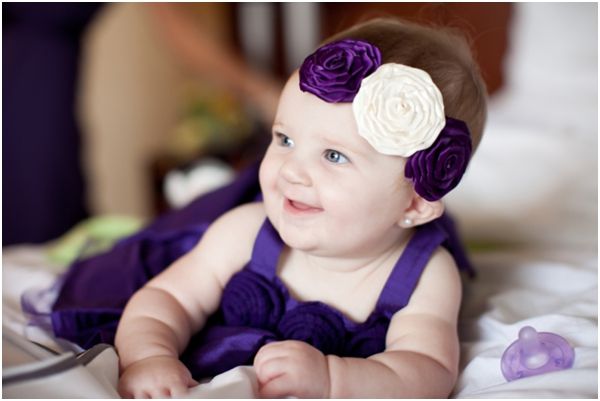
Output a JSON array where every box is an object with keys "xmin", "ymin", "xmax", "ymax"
[{"xmin": 280, "ymin": 158, "xmax": 311, "ymax": 186}]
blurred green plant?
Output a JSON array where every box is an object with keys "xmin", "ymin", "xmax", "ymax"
[
  {"xmin": 165, "ymin": 85, "xmax": 253, "ymax": 161},
  {"xmin": 46, "ymin": 215, "xmax": 144, "ymax": 266}
]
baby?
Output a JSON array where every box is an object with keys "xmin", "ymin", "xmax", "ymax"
[{"xmin": 115, "ymin": 18, "xmax": 487, "ymax": 398}]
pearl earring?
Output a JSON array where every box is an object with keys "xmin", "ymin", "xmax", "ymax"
[{"xmin": 403, "ymin": 218, "xmax": 413, "ymax": 227}]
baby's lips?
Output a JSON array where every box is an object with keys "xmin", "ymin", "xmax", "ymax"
[{"xmin": 285, "ymin": 198, "xmax": 323, "ymax": 213}]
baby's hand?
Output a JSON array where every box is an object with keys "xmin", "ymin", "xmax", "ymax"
[
  {"xmin": 254, "ymin": 340, "xmax": 331, "ymax": 398},
  {"xmin": 117, "ymin": 355, "xmax": 198, "ymax": 398}
]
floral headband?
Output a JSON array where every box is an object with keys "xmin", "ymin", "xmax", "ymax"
[{"xmin": 299, "ymin": 39, "xmax": 472, "ymax": 201}]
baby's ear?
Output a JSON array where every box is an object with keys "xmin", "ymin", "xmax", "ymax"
[{"xmin": 399, "ymin": 192, "xmax": 445, "ymax": 228}]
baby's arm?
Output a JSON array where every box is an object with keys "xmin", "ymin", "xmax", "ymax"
[
  {"xmin": 115, "ymin": 202, "xmax": 265, "ymax": 398},
  {"xmin": 254, "ymin": 247, "xmax": 462, "ymax": 398},
  {"xmin": 326, "ymin": 248, "xmax": 461, "ymax": 398}
]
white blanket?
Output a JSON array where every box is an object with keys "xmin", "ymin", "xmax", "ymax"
[
  {"xmin": 3, "ymin": 244, "xmax": 597, "ymax": 398},
  {"xmin": 454, "ymin": 248, "xmax": 597, "ymax": 398}
]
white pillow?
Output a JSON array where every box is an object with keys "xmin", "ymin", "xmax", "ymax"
[
  {"xmin": 444, "ymin": 3, "xmax": 598, "ymax": 249},
  {"xmin": 445, "ymin": 118, "xmax": 597, "ymax": 249}
]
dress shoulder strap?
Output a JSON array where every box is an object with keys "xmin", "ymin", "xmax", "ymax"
[
  {"xmin": 375, "ymin": 219, "xmax": 449, "ymax": 315},
  {"xmin": 248, "ymin": 218, "xmax": 284, "ymax": 277}
]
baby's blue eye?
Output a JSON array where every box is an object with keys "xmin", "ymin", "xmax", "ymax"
[
  {"xmin": 324, "ymin": 149, "xmax": 349, "ymax": 164},
  {"xmin": 275, "ymin": 133, "xmax": 294, "ymax": 147}
]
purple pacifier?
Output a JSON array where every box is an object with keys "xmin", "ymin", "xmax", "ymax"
[{"xmin": 501, "ymin": 326, "xmax": 574, "ymax": 381}]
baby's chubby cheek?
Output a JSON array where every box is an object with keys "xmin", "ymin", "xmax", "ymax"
[{"xmin": 258, "ymin": 156, "xmax": 275, "ymax": 193}]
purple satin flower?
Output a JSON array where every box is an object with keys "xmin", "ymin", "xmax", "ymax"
[
  {"xmin": 405, "ymin": 118, "xmax": 472, "ymax": 201},
  {"xmin": 344, "ymin": 315, "xmax": 388, "ymax": 357},
  {"xmin": 299, "ymin": 39, "xmax": 382, "ymax": 103},
  {"xmin": 277, "ymin": 302, "xmax": 345, "ymax": 354},
  {"xmin": 221, "ymin": 270, "xmax": 285, "ymax": 330}
]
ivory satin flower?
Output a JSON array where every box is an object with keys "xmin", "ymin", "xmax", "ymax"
[{"xmin": 352, "ymin": 63, "xmax": 446, "ymax": 157}]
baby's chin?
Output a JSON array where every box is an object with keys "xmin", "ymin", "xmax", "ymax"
[{"xmin": 271, "ymin": 215, "xmax": 320, "ymax": 250}]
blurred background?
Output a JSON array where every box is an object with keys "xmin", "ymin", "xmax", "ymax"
[{"xmin": 3, "ymin": 3, "xmax": 596, "ymax": 251}]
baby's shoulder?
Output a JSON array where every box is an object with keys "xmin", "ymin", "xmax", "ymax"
[
  {"xmin": 191, "ymin": 202, "xmax": 266, "ymax": 274},
  {"xmin": 423, "ymin": 247, "xmax": 460, "ymax": 283},
  {"xmin": 419, "ymin": 247, "xmax": 461, "ymax": 294},
  {"xmin": 203, "ymin": 202, "xmax": 266, "ymax": 246},
  {"xmin": 216, "ymin": 201, "xmax": 266, "ymax": 228},
  {"xmin": 406, "ymin": 246, "xmax": 462, "ymax": 317}
]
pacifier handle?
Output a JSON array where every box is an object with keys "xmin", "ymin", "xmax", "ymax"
[{"xmin": 518, "ymin": 326, "xmax": 549, "ymax": 369}]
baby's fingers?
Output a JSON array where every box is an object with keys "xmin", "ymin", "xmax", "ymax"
[
  {"xmin": 255, "ymin": 354, "xmax": 289, "ymax": 384},
  {"xmin": 121, "ymin": 379, "xmax": 194, "ymax": 399},
  {"xmin": 258, "ymin": 373, "xmax": 294, "ymax": 399},
  {"xmin": 168, "ymin": 379, "xmax": 197, "ymax": 398},
  {"xmin": 117, "ymin": 381, "xmax": 136, "ymax": 398},
  {"xmin": 158, "ymin": 376, "xmax": 198, "ymax": 398}
]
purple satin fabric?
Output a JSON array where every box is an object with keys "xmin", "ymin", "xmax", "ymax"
[
  {"xmin": 405, "ymin": 117, "xmax": 473, "ymax": 201},
  {"xmin": 46, "ymin": 161, "xmax": 474, "ymax": 378},
  {"xmin": 49, "ymin": 162, "xmax": 263, "ymax": 348},
  {"xmin": 299, "ymin": 39, "xmax": 381, "ymax": 103}
]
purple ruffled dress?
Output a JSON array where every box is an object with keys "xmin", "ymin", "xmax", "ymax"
[{"xmin": 44, "ymin": 162, "xmax": 473, "ymax": 379}]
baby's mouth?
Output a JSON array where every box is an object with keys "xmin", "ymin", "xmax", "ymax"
[{"xmin": 284, "ymin": 198, "xmax": 323, "ymax": 214}]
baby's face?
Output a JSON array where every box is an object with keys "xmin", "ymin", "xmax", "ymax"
[{"xmin": 259, "ymin": 72, "xmax": 415, "ymax": 259}]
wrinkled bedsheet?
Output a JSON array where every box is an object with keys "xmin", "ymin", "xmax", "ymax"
[{"xmin": 3, "ymin": 243, "xmax": 596, "ymax": 398}]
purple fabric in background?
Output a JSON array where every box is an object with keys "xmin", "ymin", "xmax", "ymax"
[
  {"xmin": 50, "ymin": 162, "xmax": 263, "ymax": 347},
  {"xmin": 3, "ymin": 3, "xmax": 104, "ymax": 245}
]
